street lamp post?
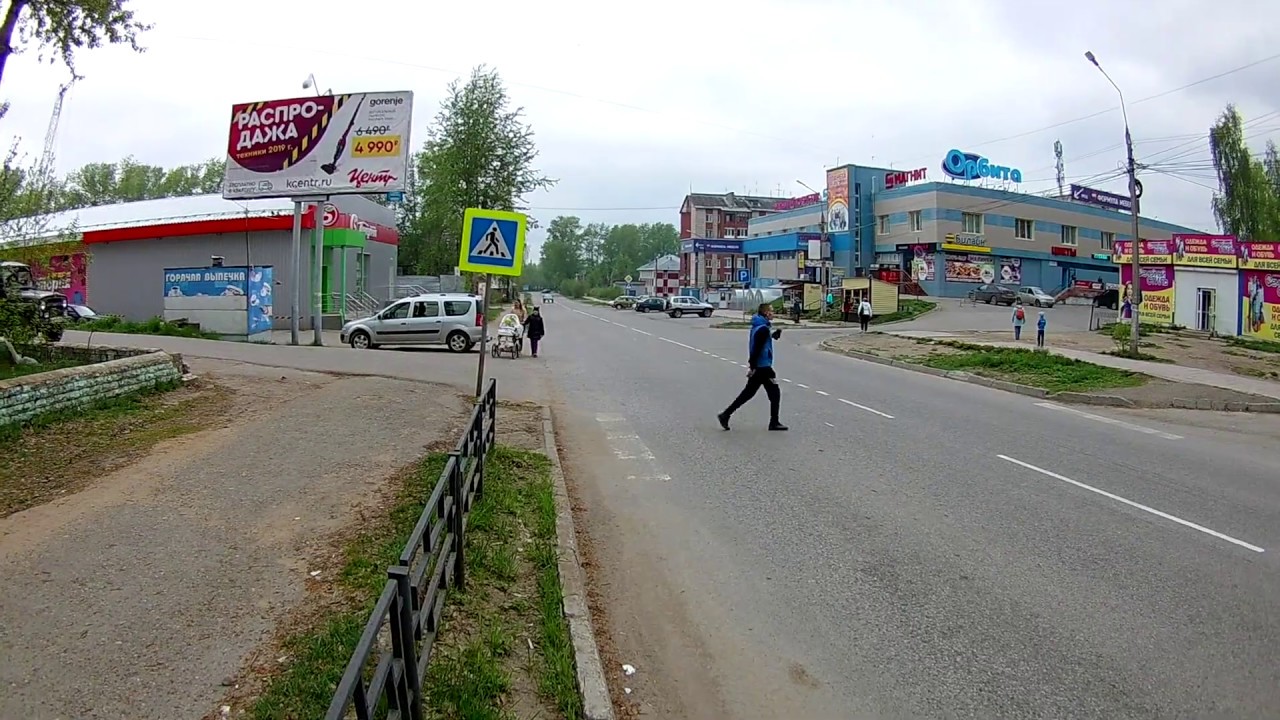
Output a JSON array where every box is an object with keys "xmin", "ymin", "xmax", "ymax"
[
  {"xmin": 796, "ymin": 180, "xmax": 826, "ymax": 299},
  {"xmin": 1085, "ymin": 51, "xmax": 1143, "ymax": 356}
]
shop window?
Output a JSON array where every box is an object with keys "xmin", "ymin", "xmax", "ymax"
[
  {"xmin": 1100, "ymin": 231, "xmax": 1114, "ymax": 250},
  {"xmin": 909, "ymin": 211, "xmax": 923, "ymax": 232},
  {"xmin": 878, "ymin": 215, "xmax": 890, "ymax": 234},
  {"xmin": 1015, "ymin": 218, "xmax": 1034, "ymax": 240},
  {"xmin": 962, "ymin": 212, "xmax": 984, "ymax": 234},
  {"xmin": 1061, "ymin": 225, "xmax": 1079, "ymax": 246}
]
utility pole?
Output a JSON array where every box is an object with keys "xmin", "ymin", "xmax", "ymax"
[{"xmin": 1086, "ymin": 51, "xmax": 1142, "ymax": 356}]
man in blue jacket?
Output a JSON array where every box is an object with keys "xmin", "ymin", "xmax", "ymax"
[{"xmin": 718, "ymin": 303, "xmax": 787, "ymax": 431}]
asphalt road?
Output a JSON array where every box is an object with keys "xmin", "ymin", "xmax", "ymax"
[
  {"xmin": 549, "ymin": 299, "xmax": 1280, "ymax": 720},
  {"xmin": 893, "ymin": 297, "xmax": 1099, "ymax": 333}
]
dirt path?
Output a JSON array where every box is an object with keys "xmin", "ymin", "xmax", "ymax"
[{"xmin": 0, "ymin": 358, "xmax": 468, "ymax": 720}]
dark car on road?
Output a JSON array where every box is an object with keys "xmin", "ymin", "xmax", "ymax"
[
  {"xmin": 634, "ymin": 296, "xmax": 668, "ymax": 313},
  {"xmin": 971, "ymin": 283, "xmax": 1017, "ymax": 305}
]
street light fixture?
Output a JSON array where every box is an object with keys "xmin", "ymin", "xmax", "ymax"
[
  {"xmin": 301, "ymin": 73, "xmax": 331, "ymax": 96},
  {"xmin": 1085, "ymin": 50, "xmax": 1143, "ymax": 356},
  {"xmin": 796, "ymin": 180, "xmax": 828, "ymax": 301}
]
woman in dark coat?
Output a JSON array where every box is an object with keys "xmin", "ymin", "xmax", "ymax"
[{"xmin": 524, "ymin": 306, "xmax": 546, "ymax": 357}]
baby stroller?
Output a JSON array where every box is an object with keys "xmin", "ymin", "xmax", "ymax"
[{"xmin": 492, "ymin": 313, "xmax": 523, "ymax": 358}]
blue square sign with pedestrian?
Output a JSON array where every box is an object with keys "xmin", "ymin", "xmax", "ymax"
[{"xmin": 458, "ymin": 208, "xmax": 527, "ymax": 277}]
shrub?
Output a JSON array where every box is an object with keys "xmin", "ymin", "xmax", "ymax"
[
  {"xmin": 589, "ymin": 286, "xmax": 622, "ymax": 300},
  {"xmin": 557, "ymin": 279, "xmax": 585, "ymax": 298}
]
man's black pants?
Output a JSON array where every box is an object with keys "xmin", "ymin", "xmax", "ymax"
[{"xmin": 724, "ymin": 367, "xmax": 780, "ymax": 423}]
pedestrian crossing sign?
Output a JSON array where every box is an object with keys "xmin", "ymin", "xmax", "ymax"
[{"xmin": 458, "ymin": 208, "xmax": 527, "ymax": 276}]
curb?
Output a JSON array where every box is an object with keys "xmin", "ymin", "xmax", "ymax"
[
  {"xmin": 540, "ymin": 407, "xmax": 615, "ymax": 720},
  {"xmin": 817, "ymin": 338, "xmax": 1280, "ymax": 413}
]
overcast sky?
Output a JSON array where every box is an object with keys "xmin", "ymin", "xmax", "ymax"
[{"xmin": 2, "ymin": 0, "xmax": 1277, "ymax": 257}]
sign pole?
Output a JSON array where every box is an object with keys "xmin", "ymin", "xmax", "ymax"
[
  {"xmin": 312, "ymin": 197, "xmax": 327, "ymax": 345},
  {"xmin": 289, "ymin": 200, "xmax": 303, "ymax": 345},
  {"xmin": 475, "ymin": 273, "xmax": 490, "ymax": 398}
]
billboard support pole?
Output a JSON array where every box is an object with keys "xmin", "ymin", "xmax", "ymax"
[
  {"xmin": 313, "ymin": 197, "xmax": 328, "ymax": 345},
  {"xmin": 289, "ymin": 200, "xmax": 303, "ymax": 345}
]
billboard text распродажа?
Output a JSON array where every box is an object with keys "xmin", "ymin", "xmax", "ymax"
[{"xmin": 222, "ymin": 91, "xmax": 414, "ymax": 200}]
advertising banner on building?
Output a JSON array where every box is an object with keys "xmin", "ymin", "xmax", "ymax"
[
  {"xmin": 998, "ymin": 258, "xmax": 1022, "ymax": 284},
  {"xmin": 247, "ymin": 266, "xmax": 274, "ymax": 335},
  {"xmin": 1120, "ymin": 264, "xmax": 1175, "ymax": 325},
  {"xmin": 29, "ymin": 252, "xmax": 88, "ymax": 304},
  {"xmin": 1112, "ymin": 239, "xmax": 1173, "ymax": 265},
  {"xmin": 1070, "ymin": 184, "xmax": 1133, "ymax": 212},
  {"xmin": 1242, "ymin": 271, "xmax": 1280, "ymax": 340},
  {"xmin": 911, "ymin": 257, "xmax": 935, "ymax": 281},
  {"xmin": 945, "ymin": 253, "xmax": 994, "ymax": 283},
  {"xmin": 1171, "ymin": 234, "xmax": 1237, "ymax": 268},
  {"xmin": 825, "ymin": 167, "xmax": 849, "ymax": 232},
  {"xmin": 1239, "ymin": 242, "xmax": 1280, "ymax": 271},
  {"xmin": 223, "ymin": 91, "xmax": 414, "ymax": 200}
]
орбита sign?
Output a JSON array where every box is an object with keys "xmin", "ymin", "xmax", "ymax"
[
  {"xmin": 941, "ymin": 149, "xmax": 1023, "ymax": 183},
  {"xmin": 222, "ymin": 91, "xmax": 415, "ymax": 200}
]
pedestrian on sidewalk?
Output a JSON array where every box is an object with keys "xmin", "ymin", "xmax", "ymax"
[
  {"xmin": 1036, "ymin": 310, "xmax": 1047, "ymax": 348},
  {"xmin": 718, "ymin": 302, "xmax": 787, "ymax": 431},
  {"xmin": 792, "ymin": 295, "xmax": 803, "ymax": 325},
  {"xmin": 524, "ymin": 306, "xmax": 545, "ymax": 357},
  {"xmin": 858, "ymin": 297, "xmax": 873, "ymax": 332},
  {"xmin": 1012, "ymin": 303, "xmax": 1026, "ymax": 340},
  {"xmin": 842, "ymin": 294, "xmax": 853, "ymax": 323}
]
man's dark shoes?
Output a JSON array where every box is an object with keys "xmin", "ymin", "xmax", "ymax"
[
  {"xmin": 768, "ymin": 422, "xmax": 789, "ymax": 431},
  {"xmin": 717, "ymin": 412, "xmax": 731, "ymax": 430}
]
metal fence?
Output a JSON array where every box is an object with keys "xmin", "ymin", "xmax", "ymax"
[{"xmin": 324, "ymin": 378, "xmax": 498, "ymax": 720}]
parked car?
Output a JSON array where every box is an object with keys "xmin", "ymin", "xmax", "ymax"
[
  {"xmin": 667, "ymin": 296, "xmax": 714, "ymax": 318},
  {"xmin": 634, "ymin": 296, "xmax": 668, "ymax": 313},
  {"xmin": 64, "ymin": 304, "xmax": 101, "ymax": 321},
  {"xmin": 1017, "ymin": 286, "xmax": 1057, "ymax": 308},
  {"xmin": 610, "ymin": 295, "xmax": 637, "ymax": 309},
  {"xmin": 341, "ymin": 293, "xmax": 482, "ymax": 352},
  {"xmin": 971, "ymin": 284, "xmax": 1017, "ymax": 305}
]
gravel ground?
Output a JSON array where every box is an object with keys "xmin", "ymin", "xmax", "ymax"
[{"xmin": 0, "ymin": 358, "xmax": 469, "ymax": 720}]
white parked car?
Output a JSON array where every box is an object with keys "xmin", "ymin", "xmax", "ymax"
[
  {"xmin": 1017, "ymin": 286, "xmax": 1057, "ymax": 308},
  {"xmin": 666, "ymin": 296, "xmax": 714, "ymax": 318}
]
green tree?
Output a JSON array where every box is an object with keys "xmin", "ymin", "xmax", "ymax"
[
  {"xmin": 538, "ymin": 215, "xmax": 584, "ymax": 286},
  {"xmin": 59, "ymin": 156, "xmax": 225, "ymax": 208},
  {"xmin": 401, "ymin": 65, "xmax": 555, "ymax": 275},
  {"xmin": 1209, "ymin": 104, "xmax": 1280, "ymax": 240},
  {"xmin": 0, "ymin": 0, "xmax": 151, "ymax": 91}
]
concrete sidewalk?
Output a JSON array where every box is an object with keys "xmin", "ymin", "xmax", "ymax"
[{"xmin": 974, "ymin": 339, "xmax": 1280, "ymax": 401}]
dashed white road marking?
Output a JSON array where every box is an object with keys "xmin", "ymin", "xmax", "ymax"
[
  {"xmin": 824, "ymin": 422, "xmax": 835, "ymax": 428},
  {"xmin": 1034, "ymin": 402, "xmax": 1183, "ymax": 440},
  {"xmin": 575, "ymin": 303, "xmax": 897, "ymax": 423},
  {"xmin": 839, "ymin": 398, "xmax": 895, "ymax": 419},
  {"xmin": 596, "ymin": 414, "xmax": 671, "ymax": 481},
  {"xmin": 997, "ymin": 454, "xmax": 1264, "ymax": 553}
]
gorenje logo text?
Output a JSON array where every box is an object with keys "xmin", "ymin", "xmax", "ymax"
[{"xmin": 941, "ymin": 149, "xmax": 1023, "ymax": 183}]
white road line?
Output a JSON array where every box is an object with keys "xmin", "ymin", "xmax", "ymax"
[
  {"xmin": 594, "ymin": 414, "xmax": 671, "ymax": 481},
  {"xmin": 824, "ymin": 422, "xmax": 835, "ymax": 428},
  {"xmin": 630, "ymin": 327, "xmax": 653, "ymax": 336},
  {"xmin": 797, "ymin": 383, "xmax": 810, "ymax": 389},
  {"xmin": 815, "ymin": 390, "xmax": 830, "ymax": 396},
  {"xmin": 1034, "ymin": 402, "xmax": 1183, "ymax": 440},
  {"xmin": 782, "ymin": 378, "xmax": 793, "ymax": 383},
  {"xmin": 997, "ymin": 454, "xmax": 1264, "ymax": 553},
  {"xmin": 838, "ymin": 398, "xmax": 895, "ymax": 419},
  {"xmin": 658, "ymin": 337, "xmax": 696, "ymax": 351}
]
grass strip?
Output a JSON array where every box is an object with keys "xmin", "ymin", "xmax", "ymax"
[
  {"xmin": 78, "ymin": 315, "xmax": 223, "ymax": 339},
  {"xmin": 917, "ymin": 343, "xmax": 1146, "ymax": 393},
  {"xmin": 248, "ymin": 446, "xmax": 582, "ymax": 720}
]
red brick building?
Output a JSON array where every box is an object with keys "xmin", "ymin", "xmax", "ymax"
[{"xmin": 678, "ymin": 192, "xmax": 782, "ymax": 288}]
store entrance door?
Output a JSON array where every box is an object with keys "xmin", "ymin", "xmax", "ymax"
[{"xmin": 1196, "ymin": 288, "xmax": 1215, "ymax": 332}]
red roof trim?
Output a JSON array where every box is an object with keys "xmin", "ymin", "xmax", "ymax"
[{"xmin": 81, "ymin": 211, "xmax": 399, "ymax": 246}]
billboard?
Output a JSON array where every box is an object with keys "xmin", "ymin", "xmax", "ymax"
[
  {"xmin": 1070, "ymin": 184, "xmax": 1133, "ymax": 212},
  {"xmin": 1112, "ymin": 239, "xmax": 1173, "ymax": 265},
  {"xmin": 1239, "ymin": 242, "xmax": 1280, "ymax": 271},
  {"xmin": 223, "ymin": 91, "xmax": 414, "ymax": 200},
  {"xmin": 1171, "ymin": 234, "xmax": 1237, "ymax": 268},
  {"xmin": 1242, "ymin": 271, "xmax": 1280, "ymax": 340},
  {"xmin": 825, "ymin": 167, "xmax": 849, "ymax": 232},
  {"xmin": 1119, "ymin": 264, "xmax": 1174, "ymax": 325}
]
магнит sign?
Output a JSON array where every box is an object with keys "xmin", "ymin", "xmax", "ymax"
[{"xmin": 222, "ymin": 91, "xmax": 414, "ymax": 200}]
